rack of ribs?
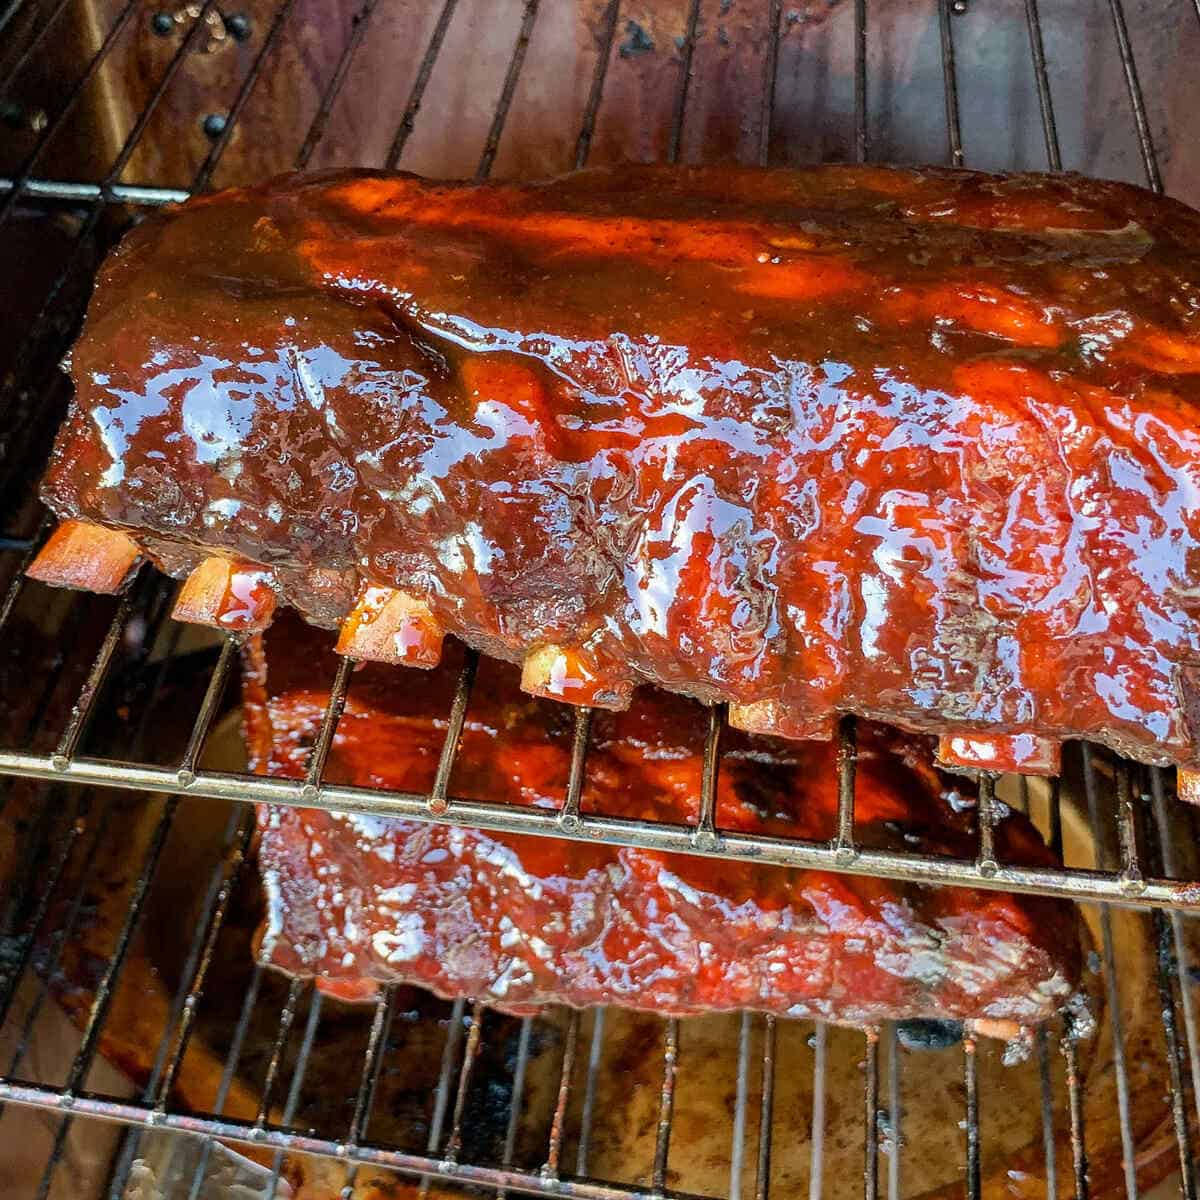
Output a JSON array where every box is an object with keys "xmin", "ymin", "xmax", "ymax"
[
  {"xmin": 31, "ymin": 164, "xmax": 1200, "ymax": 781},
  {"xmin": 243, "ymin": 615, "xmax": 1081, "ymax": 1024}
]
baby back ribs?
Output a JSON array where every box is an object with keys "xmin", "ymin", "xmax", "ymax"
[
  {"xmin": 34, "ymin": 165, "xmax": 1200, "ymax": 777},
  {"xmin": 244, "ymin": 616, "xmax": 1081, "ymax": 1023}
]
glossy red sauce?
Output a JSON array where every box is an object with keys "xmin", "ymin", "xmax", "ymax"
[
  {"xmin": 244, "ymin": 616, "xmax": 1080, "ymax": 1022},
  {"xmin": 46, "ymin": 165, "xmax": 1200, "ymax": 766},
  {"xmin": 217, "ymin": 565, "xmax": 277, "ymax": 630}
]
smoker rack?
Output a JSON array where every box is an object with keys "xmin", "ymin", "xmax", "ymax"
[{"xmin": 0, "ymin": 0, "xmax": 1198, "ymax": 1197}]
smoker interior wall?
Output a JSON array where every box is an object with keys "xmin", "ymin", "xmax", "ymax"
[{"xmin": 2, "ymin": 1, "xmax": 1198, "ymax": 201}]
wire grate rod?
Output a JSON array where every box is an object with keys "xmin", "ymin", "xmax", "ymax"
[
  {"xmin": 754, "ymin": 1015, "xmax": 776, "ymax": 1200},
  {"xmin": 694, "ymin": 704, "xmax": 723, "ymax": 849},
  {"xmin": 476, "ymin": 0, "xmax": 542, "ymax": 181},
  {"xmin": 936, "ymin": 0, "xmax": 964, "ymax": 167},
  {"xmin": 808, "ymin": 1022, "xmax": 828, "ymax": 1200},
  {"xmin": 853, "ymin": 0, "xmax": 868, "ymax": 162},
  {"xmin": 730, "ymin": 1012, "xmax": 752, "ymax": 1200},
  {"xmin": 1080, "ymin": 748, "xmax": 1137, "ymax": 1200},
  {"xmin": 575, "ymin": 0, "xmax": 621, "ymax": 170},
  {"xmin": 52, "ymin": 585, "xmax": 140, "ymax": 768},
  {"xmin": 1062, "ymin": 1017, "xmax": 1089, "ymax": 1200},
  {"xmin": 544, "ymin": 1008, "xmax": 581, "ymax": 1179},
  {"xmin": 575, "ymin": 1009, "xmax": 606, "ymax": 1177},
  {"xmin": 559, "ymin": 706, "xmax": 593, "ymax": 831},
  {"xmin": 0, "ymin": 0, "xmax": 74, "ymax": 108},
  {"xmin": 266, "ymin": 989, "xmax": 325, "ymax": 1200},
  {"xmin": 384, "ymin": 0, "xmax": 461, "ymax": 170},
  {"xmin": 652, "ymin": 1018, "xmax": 680, "ymax": 1193},
  {"xmin": 176, "ymin": 636, "xmax": 238, "ymax": 784},
  {"xmin": 1022, "ymin": 0, "xmax": 1062, "ymax": 170},
  {"xmin": 863, "ymin": 1027, "xmax": 879, "ymax": 1200},
  {"xmin": 294, "ymin": 0, "xmax": 387, "ymax": 170},
  {"xmin": 429, "ymin": 650, "xmax": 479, "ymax": 813},
  {"xmin": 496, "ymin": 1016, "xmax": 535, "ymax": 1200},
  {"xmin": 0, "ymin": 0, "xmax": 140, "ymax": 230},
  {"xmin": 184, "ymin": 963, "xmax": 265, "ymax": 1199},
  {"xmin": 340, "ymin": 984, "xmax": 398, "ymax": 1199},
  {"xmin": 1105, "ymin": 0, "xmax": 1163, "ymax": 193},
  {"xmin": 443, "ymin": 1000, "xmax": 486, "ymax": 1168},
  {"xmin": 1036, "ymin": 1026, "xmax": 1058, "ymax": 1200},
  {"xmin": 885, "ymin": 1025, "xmax": 901, "ymax": 1200},
  {"xmin": 1151, "ymin": 769, "xmax": 1200, "ymax": 1137},
  {"xmin": 835, "ymin": 715, "xmax": 857, "ymax": 861},
  {"xmin": 101, "ymin": 807, "xmax": 256, "ymax": 1199},
  {"xmin": 190, "ymin": 0, "xmax": 304, "ymax": 194},
  {"xmin": 423, "ymin": 996, "xmax": 468, "ymax": 1184},
  {"xmin": 963, "ymin": 1035, "xmax": 980, "ymax": 1200},
  {"xmin": 302, "ymin": 653, "xmax": 354, "ymax": 796},
  {"xmin": 2, "ymin": 744, "xmax": 1197, "ymax": 908}
]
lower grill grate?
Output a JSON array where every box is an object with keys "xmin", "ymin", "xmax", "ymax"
[{"xmin": 0, "ymin": 1, "xmax": 1198, "ymax": 1197}]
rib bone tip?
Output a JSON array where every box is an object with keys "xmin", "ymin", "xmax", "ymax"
[
  {"xmin": 937, "ymin": 732, "xmax": 1061, "ymax": 776},
  {"xmin": 728, "ymin": 699, "xmax": 834, "ymax": 741},
  {"xmin": 172, "ymin": 557, "xmax": 277, "ymax": 633},
  {"xmin": 520, "ymin": 643, "xmax": 632, "ymax": 710},
  {"xmin": 336, "ymin": 584, "xmax": 444, "ymax": 668},
  {"xmin": 1178, "ymin": 769, "xmax": 1200, "ymax": 805},
  {"xmin": 26, "ymin": 520, "xmax": 140, "ymax": 595},
  {"xmin": 968, "ymin": 1018, "xmax": 1024, "ymax": 1043}
]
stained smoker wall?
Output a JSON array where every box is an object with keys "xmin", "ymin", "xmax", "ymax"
[{"xmin": 2, "ymin": 1, "xmax": 1198, "ymax": 199}]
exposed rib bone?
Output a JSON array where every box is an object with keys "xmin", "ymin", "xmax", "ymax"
[
  {"xmin": 937, "ymin": 733, "xmax": 1061, "ymax": 776},
  {"xmin": 26, "ymin": 520, "xmax": 140, "ymax": 594},
  {"xmin": 336, "ymin": 585, "xmax": 444, "ymax": 668},
  {"xmin": 520, "ymin": 644, "xmax": 633, "ymax": 710},
  {"xmin": 172, "ymin": 557, "xmax": 277, "ymax": 633},
  {"xmin": 727, "ymin": 700, "xmax": 835, "ymax": 741}
]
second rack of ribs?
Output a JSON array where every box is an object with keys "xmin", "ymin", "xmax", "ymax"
[{"xmin": 244, "ymin": 615, "xmax": 1081, "ymax": 1022}]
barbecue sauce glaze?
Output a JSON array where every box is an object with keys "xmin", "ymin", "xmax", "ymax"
[
  {"xmin": 244, "ymin": 617, "xmax": 1080, "ymax": 1020},
  {"xmin": 45, "ymin": 165, "xmax": 1200, "ymax": 765}
]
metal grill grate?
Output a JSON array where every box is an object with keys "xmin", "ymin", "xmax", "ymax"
[{"xmin": 0, "ymin": 2, "xmax": 1198, "ymax": 1198}]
